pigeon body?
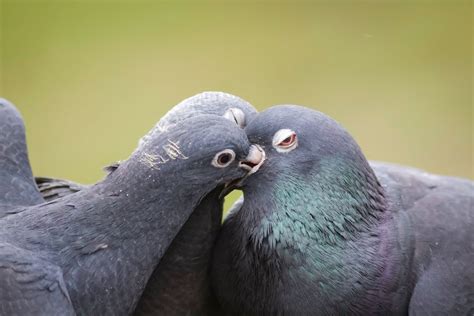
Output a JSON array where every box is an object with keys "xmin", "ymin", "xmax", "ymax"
[
  {"xmin": 212, "ymin": 105, "xmax": 474, "ymax": 315},
  {"xmin": 0, "ymin": 99, "xmax": 43, "ymax": 216},
  {"xmin": 0, "ymin": 114, "xmax": 257, "ymax": 315},
  {"xmin": 369, "ymin": 161, "xmax": 473, "ymax": 315}
]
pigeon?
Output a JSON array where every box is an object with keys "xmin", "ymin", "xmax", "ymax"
[
  {"xmin": 112, "ymin": 91, "xmax": 258, "ymax": 315},
  {"xmin": 211, "ymin": 105, "xmax": 474, "ymax": 315},
  {"xmin": 0, "ymin": 113, "xmax": 265, "ymax": 315},
  {"xmin": 0, "ymin": 98, "xmax": 43, "ymax": 216},
  {"xmin": 33, "ymin": 91, "xmax": 258, "ymax": 315}
]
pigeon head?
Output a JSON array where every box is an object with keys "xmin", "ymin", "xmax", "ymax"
[
  {"xmin": 0, "ymin": 98, "xmax": 23, "ymax": 117},
  {"xmin": 242, "ymin": 105, "xmax": 375, "ymax": 188},
  {"xmin": 123, "ymin": 114, "xmax": 264, "ymax": 195},
  {"xmin": 136, "ymin": 92, "xmax": 258, "ymax": 155},
  {"xmin": 105, "ymin": 92, "xmax": 258, "ymax": 176}
]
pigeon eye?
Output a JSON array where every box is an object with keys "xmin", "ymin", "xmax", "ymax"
[
  {"xmin": 223, "ymin": 108, "xmax": 246, "ymax": 128},
  {"xmin": 212, "ymin": 149, "xmax": 236, "ymax": 168},
  {"xmin": 272, "ymin": 129, "xmax": 298, "ymax": 153}
]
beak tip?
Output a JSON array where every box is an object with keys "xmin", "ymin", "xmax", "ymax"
[
  {"xmin": 240, "ymin": 145, "xmax": 265, "ymax": 175},
  {"xmin": 223, "ymin": 145, "xmax": 265, "ymax": 198}
]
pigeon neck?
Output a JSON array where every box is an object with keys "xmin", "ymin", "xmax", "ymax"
[
  {"xmin": 29, "ymin": 156, "xmax": 210, "ymax": 313},
  {"xmin": 236, "ymin": 158, "xmax": 398, "ymax": 311},
  {"xmin": 241, "ymin": 157, "xmax": 391, "ymax": 272},
  {"xmin": 93, "ymin": 158, "xmax": 206, "ymax": 240},
  {"xmin": 245, "ymin": 158, "xmax": 387, "ymax": 244}
]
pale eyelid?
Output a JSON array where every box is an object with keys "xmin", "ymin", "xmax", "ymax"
[{"xmin": 272, "ymin": 129, "xmax": 298, "ymax": 153}]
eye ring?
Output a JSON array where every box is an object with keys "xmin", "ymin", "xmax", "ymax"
[
  {"xmin": 212, "ymin": 149, "xmax": 236, "ymax": 168},
  {"xmin": 272, "ymin": 129, "xmax": 298, "ymax": 153}
]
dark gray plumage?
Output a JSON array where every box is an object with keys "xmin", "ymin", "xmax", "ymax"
[
  {"xmin": 34, "ymin": 91, "xmax": 258, "ymax": 315},
  {"xmin": 0, "ymin": 114, "xmax": 255, "ymax": 315},
  {"xmin": 212, "ymin": 105, "xmax": 474, "ymax": 315},
  {"xmin": 0, "ymin": 99, "xmax": 43, "ymax": 216}
]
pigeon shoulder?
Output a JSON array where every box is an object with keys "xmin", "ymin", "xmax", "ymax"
[
  {"xmin": 371, "ymin": 161, "xmax": 472, "ymax": 216},
  {"xmin": 371, "ymin": 161, "xmax": 473, "ymax": 241},
  {"xmin": 370, "ymin": 161, "xmax": 472, "ymax": 193}
]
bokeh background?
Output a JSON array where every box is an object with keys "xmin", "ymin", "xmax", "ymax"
[{"xmin": 1, "ymin": 0, "xmax": 472, "ymax": 209}]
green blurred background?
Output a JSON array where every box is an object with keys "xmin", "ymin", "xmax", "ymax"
[{"xmin": 1, "ymin": 1, "xmax": 472, "ymax": 210}]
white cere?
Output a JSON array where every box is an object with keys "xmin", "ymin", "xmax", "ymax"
[{"xmin": 223, "ymin": 108, "xmax": 246, "ymax": 128}]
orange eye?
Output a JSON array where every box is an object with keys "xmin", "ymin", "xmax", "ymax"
[{"xmin": 278, "ymin": 133, "xmax": 297, "ymax": 148}]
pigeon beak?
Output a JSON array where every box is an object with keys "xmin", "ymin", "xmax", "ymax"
[
  {"xmin": 220, "ymin": 145, "xmax": 266, "ymax": 199},
  {"xmin": 239, "ymin": 144, "xmax": 266, "ymax": 176}
]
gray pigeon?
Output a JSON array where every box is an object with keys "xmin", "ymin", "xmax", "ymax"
[
  {"xmin": 0, "ymin": 113, "xmax": 264, "ymax": 315},
  {"xmin": 133, "ymin": 92, "xmax": 259, "ymax": 315},
  {"xmin": 34, "ymin": 91, "xmax": 258, "ymax": 315},
  {"xmin": 212, "ymin": 105, "xmax": 474, "ymax": 315},
  {"xmin": 0, "ymin": 99, "xmax": 43, "ymax": 216}
]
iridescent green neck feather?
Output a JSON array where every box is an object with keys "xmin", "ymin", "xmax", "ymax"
[{"xmin": 246, "ymin": 158, "xmax": 386, "ymax": 250}]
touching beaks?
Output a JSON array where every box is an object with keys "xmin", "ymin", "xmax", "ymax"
[
  {"xmin": 239, "ymin": 144, "xmax": 265, "ymax": 175},
  {"xmin": 219, "ymin": 145, "xmax": 266, "ymax": 199}
]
